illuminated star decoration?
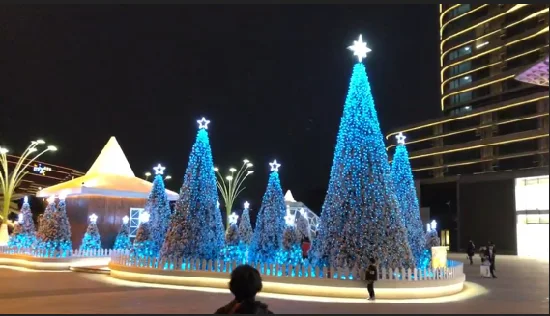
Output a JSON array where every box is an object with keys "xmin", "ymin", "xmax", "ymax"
[
  {"xmin": 244, "ymin": 201, "xmax": 250, "ymax": 209},
  {"xmin": 122, "ymin": 215, "xmax": 129, "ymax": 225},
  {"xmin": 24, "ymin": 196, "xmax": 28, "ymax": 204},
  {"xmin": 430, "ymin": 220, "xmax": 437, "ymax": 231},
  {"xmin": 269, "ymin": 160, "xmax": 281, "ymax": 172},
  {"xmin": 197, "ymin": 117, "xmax": 211, "ymax": 130},
  {"xmin": 139, "ymin": 211, "xmax": 150, "ymax": 223},
  {"xmin": 89, "ymin": 213, "xmax": 98, "ymax": 224},
  {"xmin": 347, "ymin": 34, "xmax": 372, "ymax": 63},
  {"xmin": 228, "ymin": 212, "xmax": 239, "ymax": 225},
  {"xmin": 217, "ymin": 201, "xmax": 220, "ymax": 209},
  {"xmin": 284, "ymin": 211, "xmax": 295, "ymax": 226},
  {"xmin": 153, "ymin": 164, "xmax": 166, "ymax": 175},
  {"xmin": 396, "ymin": 132, "xmax": 407, "ymax": 145},
  {"xmin": 18, "ymin": 213, "xmax": 24, "ymax": 224},
  {"xmin": 299, "ymin": 207, "xmax": 307, "ymax": 218},
  {"xmin": 47, "ymin": 196, "xmax": 56, "ymax": 204}
]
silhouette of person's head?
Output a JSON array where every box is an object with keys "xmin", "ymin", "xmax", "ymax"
[{"xmin": 229, "ymin": 265, "xmax": 263, "ymax": 302}]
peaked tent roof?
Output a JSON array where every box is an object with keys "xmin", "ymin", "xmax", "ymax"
[
  {"xmin": 36, "ymin": 136, "xmax": 179, "ymax": 201},
  {"xmin": 284, "ymin": 190, "xmax": 297, "ymax": 202}
]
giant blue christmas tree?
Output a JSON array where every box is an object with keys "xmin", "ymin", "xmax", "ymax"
[
  {"xmin": 390, "ymin": 133, "xmax": 427, "ymax": 267},
  {"xmin": 142, "ymin": 164, "xmax": 172, "ymax": 256},
  {"xmin": 160, "ymin": 118, "xmax": 225, "ymax": 260},
  {"xmin": 309, "ymin": 35, "xmax": 414, "ymax": 270},
  {"xmin": 248, "ymin": 160, "xmax": 286, "ymax": 264}
]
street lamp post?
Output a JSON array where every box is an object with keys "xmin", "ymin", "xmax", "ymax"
[
  {"xmin": 0, "ymin": 139, "xmax": 57, "ymax": 245},
  {"xmin": 215, "ymin": 159, "xmax": 254, "ymax": 229},
  {"xmin": 144, "ymin": 172, "xmax": 152, "ymax": 181}
]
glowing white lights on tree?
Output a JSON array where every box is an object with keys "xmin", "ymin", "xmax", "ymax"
[
  {"xmin": 197, "ymin": 117, "xmax": 211, "ymax": 130},
  {"xmin": 269, "ymin": 160, "xmax": 281, "ymax": 172},
  {"xmin": 347, "ymin": 34, "xmax": 372, "ymax": 63},
  {"xmin": 153, "ymin": 164, "xmax": 166, "ymax": 175},
  {"xmin": 24, "ymin": 196, "xmax": 28, "ymax": 204},
  {"xmin": 396, "ymin": 132, "xmax": 407, "ymax": 145},
  {"xmin": 47, "ymin": 196, "xmax": 56, "ymax": 205},
  {"xmin": 122, "ymin": 215, "xmax": 129, "ymax": 225},
  {"xmin": 228, "ymin": 212, "xmax": 239, "ymax": 225},
  {"xmin": 139, "ymin": 211, "xmax": 150, "ymax": 223},
  {"xmin": 89, "ymin": 213, "xmax": 98, "ymax": 224},
  {"xmin": 17, "ymin": 213, "xmax": 24, "ymax": 224}
]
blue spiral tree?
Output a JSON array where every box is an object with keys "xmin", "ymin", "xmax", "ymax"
[
  {"xmin": 309, "ymin": 35, "xmax": 414, "ymax": 270},
  {"xmin": 391, "ymin": 133, "xmax": 428, "ymax": 268},
  {"xmin": 8, "ymin": 196, "xmax": 36, "ymax": 249},
  {"xmin": 161, "ymin": 118, "xmax": 225, "ymax": 261},
  {"xmin": 80, "ymin": 213, "xmax": 102, "ymax": 251},
  {"xmin": 141, "ymin": 164, "xmax": 172, "ymax": 256},
  {"xmin": 248, "ymin": 160, "xmax": 286, "ymax": 264},
  {"xmin": 113, "ymin": 215, "xmax": 132, "ymax": 251}
]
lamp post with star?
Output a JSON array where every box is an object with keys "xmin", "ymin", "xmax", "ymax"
[{"xmin": 215, "ymin": 159, "xmax": 254, "ymax": 230}]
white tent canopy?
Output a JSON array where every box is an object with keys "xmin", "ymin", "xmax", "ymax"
[{"xmin": 36, "ymin": 137, "xmax": 179, "ymax": 201}]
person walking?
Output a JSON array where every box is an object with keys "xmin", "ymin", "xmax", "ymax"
[
  {"xmin": 484, "ymin": 242, "xmax": 497, "ymax": 278},
  {"xmin": 214, "ymin": 265, "xmax": 273, "ymax": 314},
  {"xmin": 467, "ymin": 240, "xmax": 476, "ymax": 265},
  {"xmin": 365, "ymin": 258, "xmax": 378, "ymax": 301}
]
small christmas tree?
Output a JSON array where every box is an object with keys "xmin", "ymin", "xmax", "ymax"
[
  {"xmin": 80, "ymin": 214, "xmax": 102, "ymax": 251},
  {"xmin": 113, "ymin": 215, "xmax": 132, "ymax": 251},
  {"xmin": 391, "ymin": 133, "xmax": 426, "ymax": 267},
  {"xmin": 238, "ymin": 201, "xmax": 253, "ymax": 245},
  {"xmin": 144, "ymin": 164, "xmax": 173, "ymax": 256},
  {"xmin": 295, "ymin": 208, "xmax": 311, "ymax": 242},
  {"xmin": 425, "ymin": 220, "xmax": 441, "ymax": 249},
  {"xmin": 8, "ymin": 196, "xmax": 36, "ymax": 249},
  {"xmin": 222, "ymin": 212, "xmax": 244, "ymax": 262},
  {"xmin": 161, "ymin": 118, "xmax": 225, "ymax": 261},
  {"xmin": 133, "ymin": 212, "xmax": 155, "ymax": 258},
  {"xmin": 280, "ymin": 212, "xmax": 302, "ymax": 265},
  {"xmin": 248, "ymin": 160, "xmax": 286, "ymax": 264},
  {"xmin": 35, "ymin": 196, "xmax": 72, "ymax": 257}
]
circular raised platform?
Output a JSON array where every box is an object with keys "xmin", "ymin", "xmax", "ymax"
[{"xmin": 108, "ymin": 261, "xmax": 466, "ymax": 300}]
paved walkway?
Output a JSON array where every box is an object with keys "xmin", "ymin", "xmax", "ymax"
[{"xmin": 0, "ymin": 254, "xmax": 547, "ymax": 314}]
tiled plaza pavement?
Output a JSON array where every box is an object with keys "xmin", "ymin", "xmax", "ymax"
[{"xmin": 0, "ymin": 254, "xmax": 547, "ymax": 314}]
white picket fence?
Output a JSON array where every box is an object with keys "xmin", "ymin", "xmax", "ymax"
[
  {"xmin": 0, "ymin": 246, "xmax": 129, "ymax": 258},
  {"xmin": 111, "ymin": 253, "xmax": 464, "ymax": 282}
]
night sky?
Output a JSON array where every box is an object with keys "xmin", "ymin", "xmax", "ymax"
[{"xmin": 1, "ymin": 5, "xmax": 441, "ymax": 213}]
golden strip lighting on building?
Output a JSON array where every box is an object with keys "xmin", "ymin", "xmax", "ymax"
[
  {"xmin": 440, "ymin": 5, "xmax": 489, "ymax": 37},
  {"xmin": 441, "ymin": 75, "xmax": 516, "ymax": 105},
  {"xmin": 409, "ymin": 133, "xmax": 549, "ymax": 160},
  {"xmin": 413, "ymin": 149, "xmax": 549, "ymax": 172},
  {"xmin": 441, "ymin": 45, "xmax": 548, "ymax": 94},
  {"xmin": 385, "ymin": 95, "xmax": 549, "ymax": 139},
  {"xmin": 439, "ymin": 4, "xmax": 462, "ymax": 27},
  {"xmin": 440, "ymin": 25, "xmax": 549, "ymax": 83},
  {"xmin": 385, "ymin": 112, "xmax": 549, "ymax": 151},
  {"xmin": 440, "ymin": 7, "xmax": 549, "ymax": 68}
]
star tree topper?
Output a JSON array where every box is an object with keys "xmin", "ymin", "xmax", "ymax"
[
  {"xmin": 153, "ymin": 163, "xmax": 166, "ymax": 175},
  {"xmin": 348, "ymin": 34, "xmax": 372, "ymax": 63},
  {"xmin": 396, "ymin": 132, "xmax": 407, "ymax": 145},
  {"xmin": 244, "ymin": 201, "xmax": 250, "ymax": 209},
  {"xmin": 269, "ymin": 160, "xmax": 281, "ymax": 172},
  {"xmin": 228, "ymin": 212, "xmax": 239, "ymax": 225},
  {"xmin": 197, "ymin": 117, "xmax": 211, "ymax": 130},
  {"xmin": 89, "ymin": 213, "xmax": 98, "ymax": 224}
]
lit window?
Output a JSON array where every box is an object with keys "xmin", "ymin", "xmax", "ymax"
[
  {"xmin": 449, "ymin": 4, "xmax": 471, "ymax": 18},
  {"xmin": 129, "ymin": 207, "xmax": 144, "ymax": 237}
]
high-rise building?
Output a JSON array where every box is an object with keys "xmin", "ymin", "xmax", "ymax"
[
  {"xmin": 385, "ymin": 4, "xmax": 549, "ymax": 256},
  {"xmin": 387, "ymin": 4, "xmax": 549, "ymax": 179}
]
